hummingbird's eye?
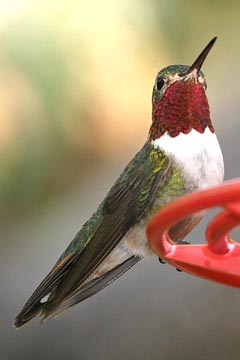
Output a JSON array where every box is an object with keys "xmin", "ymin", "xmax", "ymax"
[{"xmin": 156, "ymin": 77, "xmax": 165, "ymax": 91}]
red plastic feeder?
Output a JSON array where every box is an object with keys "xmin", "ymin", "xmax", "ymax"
[{"xmin": 146, "ymin": 179, "xmax": 240, "ymax": 288}]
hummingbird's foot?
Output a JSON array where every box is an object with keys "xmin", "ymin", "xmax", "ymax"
[
  {"xmin": 159, "ymin": 241, "xmax": 190, "ymax": 269},
  {"xmin": 158, "ymin": 257, "xmax": 166, "ymax": 264},
  {"xmin": 175, "ymin": 240, "xmax": 191, "ymax": 245}
]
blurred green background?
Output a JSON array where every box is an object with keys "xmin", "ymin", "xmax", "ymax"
[{"xmin": 1, "ymin": 1, "xmax": 240, "ymax": 359}]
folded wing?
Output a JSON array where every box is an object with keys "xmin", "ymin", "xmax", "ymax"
[{"xmin": 14, "ymin": 143, "xmax": 171, "ymax": 327}]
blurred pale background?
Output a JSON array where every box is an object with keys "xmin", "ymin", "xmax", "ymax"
[{"xmin": 1, "ymin": 1, "xmax": 240, "ymax": 359}]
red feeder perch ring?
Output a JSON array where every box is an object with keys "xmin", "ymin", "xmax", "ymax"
[{"xmin": 146, "ymin": 179, "xmax": 240, "ymax": 288}]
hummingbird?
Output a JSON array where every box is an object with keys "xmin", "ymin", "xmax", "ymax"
[{"xmin": 15, "ymin": 37, "xmax": 224, "ymax": 328}]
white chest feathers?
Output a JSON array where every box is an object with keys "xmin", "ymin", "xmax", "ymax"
[{"xmin": 151, "ymin": 128, "xmax": 224, "ymax": 189}]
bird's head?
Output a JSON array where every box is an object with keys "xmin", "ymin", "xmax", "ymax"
[{"xmin": 149, "ymin": 37, "xmax": 217, "ymax": 141}]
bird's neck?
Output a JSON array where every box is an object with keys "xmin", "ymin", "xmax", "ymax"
[{"xmin": 148, "ymin": 81, "xmax": 214, "ymax": 141}]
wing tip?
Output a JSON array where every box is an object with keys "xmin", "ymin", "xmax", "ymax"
[
  {"xmin": 14, "ymin": 314, "xmax": 33, "ymax": 329},
  {"xmin": 14, "ymin": 301, "xmax": 45, "ymax": 329},
  {"xmin": 14, "ymin": 308, "xmax": 53, "ymax": 329}
]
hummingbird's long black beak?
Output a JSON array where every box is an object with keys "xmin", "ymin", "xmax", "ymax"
[{"xmin": 182, "ymin": 37, "xmax": 217, "ymax": 76}]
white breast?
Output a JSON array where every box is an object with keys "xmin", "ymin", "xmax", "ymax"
[{"xmin": 151, "ymin": 128, "xmax": 224, "ymax": 190}]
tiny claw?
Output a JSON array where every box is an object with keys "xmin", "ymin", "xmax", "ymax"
[
  {"xmin": 176, "ymin": 240, "xmax": 190, "ymax": 245},
  {"xmin": 158, "ymin": 257, "xmax": 166, "ymax": 264}
]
